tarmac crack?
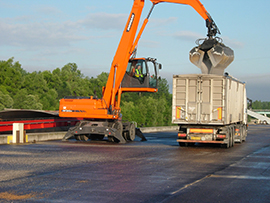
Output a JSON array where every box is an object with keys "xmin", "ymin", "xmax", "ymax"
[{"xmin": 170, "ymin": 174, "xmax": 212, "ymax": 195}]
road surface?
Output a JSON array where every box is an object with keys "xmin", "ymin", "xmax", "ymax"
[{"xmin": 0, "ymin": 125, "xmax": 270, "ymax": 202}]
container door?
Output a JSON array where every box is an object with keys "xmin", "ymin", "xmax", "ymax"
[
  {"xmin": 187, "ymin": 78, "xmax": 199, "ymax": 122},
  {"xmin": 200, "ymin": 76, "xmax": 224, "ymax": 124},
  {"xmin": 200, "ymin": 77, "xmax": 211, "ymax": 123},
  {"xmin": 173, "ymin": 76, "xmax": 199, "ymax": 123}
]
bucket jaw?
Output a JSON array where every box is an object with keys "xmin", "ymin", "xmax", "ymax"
[{"xmin": 189, "ymin": 37, "xmax": 234, "ymax": 75}]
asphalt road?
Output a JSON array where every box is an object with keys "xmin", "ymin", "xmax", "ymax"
[{"xmin": 0, "ymin": 125, "xmax": 270, "ymax": 203}]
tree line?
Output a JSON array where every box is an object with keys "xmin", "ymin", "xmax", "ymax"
[
  {"xmin": 0, "ymin": 58, "xmax": 172, "ymax": 127},
  {"xmin": 251, "ymin": 100, "xmax": 270, "ymax": 110}
]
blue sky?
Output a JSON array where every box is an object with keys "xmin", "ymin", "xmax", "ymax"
[{"xmin": 1, "ymin": 0, "xmax": 270, "ymax": 101}]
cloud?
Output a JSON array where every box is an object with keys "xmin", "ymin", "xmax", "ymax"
[
  {"xmin": 149, "ymin": 17, "xmax": 177, "ymax": 27},
  {"xmin": 242, "ymin": 74, "xmax": 270, "ymax": 85},
  {"xmin": 0, "ymin": 19, "xmax": 87, "ymax": 47},
  {"xmin": 0, "ymin": 12, "xmax": 129, "ymax": 48},
  {"xmin": 139, "ymin": 39, "xmax": 159, "ymax": 48},
  {"xmin": 246, "ymin": 82, "xmax": 270, "ymax": 101},
  {"xmin": 221, "ymin": 36, "xmax": 244, "ymax": 49},
  {"xmin": 80, "ymin": 13, "xmax": 127, "ymax": 30},
  {"xmin": 35, "ymin": 6, "xmax": 62, "ymax": 16},
  {"xmin": 171, "ymin": 31, "xmax": 244, "ymax": 49},
  {"xmin": 229, "ymin": 73, "xmax": 270, "ymax": 101},
  {"xmin": 172, "ymin": 30, "xmax": 204, "ymax": 42}
]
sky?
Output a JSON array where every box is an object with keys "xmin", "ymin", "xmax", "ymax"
[{"xmin": 0, "ymin": 0, "xmax": 270, "ymax": 101}]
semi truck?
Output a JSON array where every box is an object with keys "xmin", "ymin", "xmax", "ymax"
[{"xmin": 172, "ymin": 37, "xmax": 247, "ymax": 148}]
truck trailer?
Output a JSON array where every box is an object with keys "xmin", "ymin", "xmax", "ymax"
[{"xmin": 172, "ymin": 73, "xmax": 248, "ymax": 148}]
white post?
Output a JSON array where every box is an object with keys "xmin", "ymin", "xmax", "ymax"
[{"xmin": 12, "ymin": 123, "xmax": 24, "ymax": 143}]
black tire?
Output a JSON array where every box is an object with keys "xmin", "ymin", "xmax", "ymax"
[
  {"xmin": 231, "ymin": 127, "xmax": 234, "ymax": 147},
  {"xmin": 127, "ymin": 123, "xmax": 136, "ymax": 141},
  {"xmin": 179, "ymin": 142, "xmax": 188, "ymax": 147},
  {"xmin": 112, "ymin": 121, "xmax": 123, "ymax": 135},
  {"xmin": 242, "ymin": 125, "xmax": 247, "ymax": 142},
  {"xmin": 90, "ymin": 134, "xmax": 104, "ymax": 140},
  {"xmin": 108, "ymin": 136, "xmax": 117, "ymax": 142},
  {"xmin": 111, "ymin": 121, "xmax": 124, "ymax": 143},
  {"xmin": 123, "ymin": 132, "xmax": 128, "ymax": 141},
  {"xmin": 225, "ymin": 126, "xmax": 231, "ymax": 148},
  {"xmin": 238, "ymin": 126, "xmax": 243, "ymax": 144},
  {"xmin": 80, "ymin": 135, "xmax": 89, "ymax": 141}
]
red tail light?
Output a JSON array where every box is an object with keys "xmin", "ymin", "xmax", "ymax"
[
  {"xmin": 217, "ymin": 134, "xmax": 226, "ymax": 139},
  {"xmin": 178, "ymin": 133, "xmax": 187, "ymax": 138}
]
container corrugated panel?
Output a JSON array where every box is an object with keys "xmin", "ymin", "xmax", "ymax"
[{"xmin": 172, "ymin": 74, "xmax": 246, "ymax": 125}]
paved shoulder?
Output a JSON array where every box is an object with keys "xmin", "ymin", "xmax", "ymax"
[{"xmin": 164, "ymin": 145, "xmax": 270, "ymax": 203}]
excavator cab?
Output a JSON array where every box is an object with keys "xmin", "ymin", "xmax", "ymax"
[{"xmin": 121, "ymin": 57, "xmax": 161, "ymax": 91}]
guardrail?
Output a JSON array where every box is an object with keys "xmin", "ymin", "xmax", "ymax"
[
  {"xmin": 0, "ymin": 118, "xmax": 82, "ymax": 133},
  {"xmin": 0, "ymin": 126, "xmax": 179, "ymax": 145}
]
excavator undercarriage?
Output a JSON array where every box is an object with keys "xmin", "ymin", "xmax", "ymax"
[{"xmin": 62, "ymin": 119, "xmax": 146, "ymax": 144}]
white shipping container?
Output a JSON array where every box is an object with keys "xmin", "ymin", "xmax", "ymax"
[{"xmin": 172, "ymin": 74, "xmax": 247, "ymax": 126}]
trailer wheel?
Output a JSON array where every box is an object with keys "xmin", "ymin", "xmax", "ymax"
[
  {"xmin": 235, "ymin": 125, "xmax": 242, "ymax": 144},
  {"xmin": 225, "ymin": 139, "xmax": 230, "ymax": 148},
  {"xmin": 224, "ymin": 127, "xmax": 231, "ymax": 148},
  {"xmin": 228, "ymin": 127, "xmax": 234, "ymax": 148},
  {"xmin": 238, "ymin": 126, "xmax": 243, "ymax": 144},
  {"xmin": 242, "ymin": 125, "xmax": 247, "ymax": 142},
  {"xmin": 230, "ymin": 126, "xmax": 234, "ymax": 147},
  {"xmin": 179, "ymin": 142, "xmax": 188, "ymax": 147}
]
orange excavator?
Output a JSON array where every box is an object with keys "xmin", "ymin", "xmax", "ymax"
[{"xmin": 59, "ymin": 0, "xmax": 230, "ymax": 143}]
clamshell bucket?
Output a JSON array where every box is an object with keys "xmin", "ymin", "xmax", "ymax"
[
  {"xmin": 189, "ymin": 38, "xmax": 234, "ymax": 75},
  {"xmin": 190, "ymin": 47, "xmax": 210, "ymax": 74}
]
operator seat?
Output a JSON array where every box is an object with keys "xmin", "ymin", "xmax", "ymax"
[{"xmin": 129, "ymin": 67, "xmax": 135, "ymax": 77}]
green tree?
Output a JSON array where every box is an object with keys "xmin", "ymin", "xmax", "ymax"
[
  {"xmin": 89, "ymin": 72, "xmax": 109, "ymax": 98},
  {"xmin": 40, "ymin": 89, "xmax": 59, "ymax": 110},
  {"xmin": 0, "ymin": 91, "xmax": 14, "ymax": 111},
  {"xmin": 13, "ymin": 89, "xmax": 42, "ymax": 110},
  {"xmin": 22, "ymin": 95, "xmax": 43, "ymax": 110},
  {"xmin": 0, "ymin": 58, "xmax": 24, "ymax": 96}
]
